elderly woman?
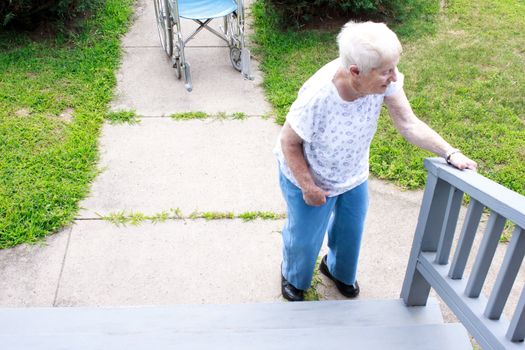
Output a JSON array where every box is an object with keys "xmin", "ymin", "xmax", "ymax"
[{"xmin": 274, "ymin": 21, "xmax": 477, "ymax": 302}]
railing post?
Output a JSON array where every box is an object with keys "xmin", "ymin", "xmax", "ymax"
[
  {"xmin": 402, "ymin": 158, "xmax": 525, "ymax": 348},
  {"xmin": 401, "ymin": 172, "xmax": 451, "ymax": 306}
]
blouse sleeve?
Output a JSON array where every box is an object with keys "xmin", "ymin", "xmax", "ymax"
[
  {"xmin": 285, "ymin": 93, "xmax": 321, "ymax": 143},
  {"xmin": 384, "ymin": 70, "xmax": 404, "ymax": 97}
]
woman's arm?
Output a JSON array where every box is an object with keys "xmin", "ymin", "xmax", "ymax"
[
  {"xmin": 280, "ymin": 122, "xmax": 330, "ymax": 206},
  {"xmin": 384, "ymin": 88, "xmax": 477, "ymax": 170}
]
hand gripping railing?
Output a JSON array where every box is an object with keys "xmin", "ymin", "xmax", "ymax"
[{"xmin": 401, "ymin": 158, "xmax": 525, "ymax": 349}]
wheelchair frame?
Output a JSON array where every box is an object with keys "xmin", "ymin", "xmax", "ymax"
[{"xmin": 153, "ymin": 0, "xmax": 253, "ymax": 92}]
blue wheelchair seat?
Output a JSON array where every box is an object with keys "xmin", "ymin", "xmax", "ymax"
[{"xmin": 178, "ymin": 0, "xmax": 237, "ymax": 20}]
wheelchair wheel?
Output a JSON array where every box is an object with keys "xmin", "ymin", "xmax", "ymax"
[
  {"xmin": 229, "ymin": 47, "xmax": 242, "ymax": 72},
  {"xmin": 154, "ymin": 0, "xmax": 173, "ymax": 57},
  {"xmin": 226, "ymin": 12, "xmax": 240, "ymax": 47},
  {"xmin": 172, "ymin": 33, "xmax": 184, "ymax": 79},
  {"xmin": 226, "ymin": 12, "xmax": 242, "ymax": 72}
]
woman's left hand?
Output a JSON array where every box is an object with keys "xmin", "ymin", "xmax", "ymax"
[{"xmin": 449, "ymin": 152, "xmax": 477, "ymax": 171}]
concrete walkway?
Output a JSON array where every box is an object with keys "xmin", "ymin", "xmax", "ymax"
[{"xmin": 1, "ymin": 0, "xmax": 523, "ymax": 325}]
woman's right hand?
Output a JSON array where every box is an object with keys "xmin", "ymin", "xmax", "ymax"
[{"xmin": 303, "ymin": 185, "xmax": 330, "ymax": 206}]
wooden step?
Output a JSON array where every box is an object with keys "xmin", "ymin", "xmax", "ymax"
[
  {"xmin": 0, "ymin": 298, "xmax": 444, "ymax": 335},
  {"xmin": 0, "ymin": 323, "xmax": 471, "ymax": 349},
  {"xmin": 0, "ymin": 298, "xmax": 472, "ymax": 349}
]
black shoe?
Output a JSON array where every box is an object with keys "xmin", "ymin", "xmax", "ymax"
[
  {"xmin": 319, "ymin": 255, "xmax": 360, "ymax": 298},
  {"xmin": 281, "ymin": 274, "xmax": 305, "ymax": 302}
]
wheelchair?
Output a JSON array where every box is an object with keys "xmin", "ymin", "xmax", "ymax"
[{"xmin": 153, "ymin": 0, "xmax": 253, "ymax": 92}]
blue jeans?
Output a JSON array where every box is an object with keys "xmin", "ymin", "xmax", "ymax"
[{"xmin": 279, "ymin": 171, "xmax": 369, "ymax": 291}]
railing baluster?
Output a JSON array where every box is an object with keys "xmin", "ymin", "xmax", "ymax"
[
  {"xmin": 435, "ymin": 186, "xmax": 464, "ymax": 265},
  {"xmin": 449, "ymin": 199, "xmax": 484, "ymax": 279},
  {"xmin": 421, "ymin": 178, "xmax": 451, "ymax": 252},
  {"xmin": 401, "ymin": 174, "xmax": 451, "ymax": 306},
  {"xmin": 485, "ymin": 226, "xmax": 525, "ymax": 320},
  {"xmin": 507, "ymin": 261, "xmax": 525, "ymax": 342},
  {"xmin": 465, "ymin": 211, "xmax": 506, "ymax": 298}
]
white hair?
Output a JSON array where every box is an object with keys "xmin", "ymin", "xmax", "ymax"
[{"xmin": 337, "ymin": 21, "xmax": 402, "ymax": 73}]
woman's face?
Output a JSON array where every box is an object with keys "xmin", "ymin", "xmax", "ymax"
[{"xmin": 358, "ymin": 59, "xmax": 399, "ymax": 95}]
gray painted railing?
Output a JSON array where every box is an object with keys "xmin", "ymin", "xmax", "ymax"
[{"xmin": 401, "ymin": 158, "xmax": 525, "ymax": 349}]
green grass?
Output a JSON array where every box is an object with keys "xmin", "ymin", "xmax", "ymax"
[
  {"xmin": 252, "ymin": 0, "xmax": 525, "ymax": 194},
  {"xmin": 500, "ymin": 221, "xmax": 517, "ymax": 244},
  {"xmin": 0, "ymin": 0, "xmax": 134, "ymax": 248},
  {"xmin": 251, "ymin": 0, "xmax": 338, "ymax": 125},
  {"xmin": 251, "ymin": 0, "xmax": 439, "ymax": 125}
]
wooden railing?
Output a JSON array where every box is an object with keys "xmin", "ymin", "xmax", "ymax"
[{"xmin": 401, "ymin": 158, "xmax": 525, "ymax": 349}]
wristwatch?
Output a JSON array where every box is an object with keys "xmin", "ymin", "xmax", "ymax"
[{"xmin": 445, "ymin": 149, "xmax": 461, "ymax": 164}]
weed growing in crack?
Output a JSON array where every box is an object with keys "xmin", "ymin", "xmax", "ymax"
[
  {"xmin": 238, "ymin": 211, "xmax": 286, "ymax": 221},
  {"xmin": 106, "ymin": 110, "xmax": 141, "ymax": 125},
  {"xmin": 150, "ymin": 211, "xmax": 170, "ymax": 224},
  {"xmin": 100, "ymin": 211, "xmax": 129, "ymax": 226},
  {"xmin": 100, "ymin": 209, "xmax": 286, "ymax": 226},
  {"xmin": 170, "ymin": 111, "xmax": 248, "ymax": 121},
  {"xmin": 171, "ymin": 208, "xmax": 184, "ymax": 219},
  {"xmin": 304, "ymin": 257, "xmax": 324, "ymax": 301},
  {"xmin": 170, "ymin": 112, "xmax": 207, "ymax": 120},
  {"xmin": 231, "ymin": 112, "xmax": 247, "ymax": 120},
  {"xmin": 190, "ymin": 211, "xmax": 235, "ymax": 220}
]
